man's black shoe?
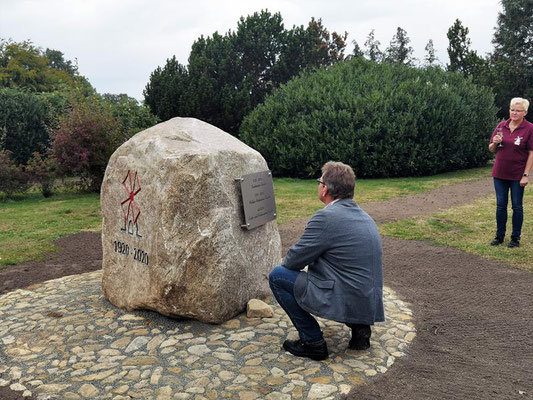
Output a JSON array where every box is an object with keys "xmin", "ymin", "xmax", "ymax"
[
  {"xmin": 282, "ymin": 339, "xmax": 328, "ymax": 360},
  {"xmin": 507, "ymin": 239, "xmax": 520, "ymax": 248},
  {"xmin": 349, "ymin": 337, "xmax": 370, "ymax": 350},
  {"xmin": 348, "ymin": 324, "xmax": 371, "ymax": 350},
  {"xmin": 490, "ymin": 237, "xmax": 504, "ymax": 246}
]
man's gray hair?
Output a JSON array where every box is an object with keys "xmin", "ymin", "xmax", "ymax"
[{"xmin": 321, "ymin": 161, "xmax": 356, "ymax": 199}]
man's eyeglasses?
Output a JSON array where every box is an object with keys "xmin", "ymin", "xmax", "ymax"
[{"xmin": 316, "ymin": 179, "xmax": 326, "ymax": 185}]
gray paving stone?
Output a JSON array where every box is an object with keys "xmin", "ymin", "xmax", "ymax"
[{"xmin": 0, "ymin": 271, "xmax": 416, "ymax": 399}]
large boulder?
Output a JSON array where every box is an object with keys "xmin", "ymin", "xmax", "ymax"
[{"xmin": 100, "ymin": 118, "xmax": 281, "ymax": 323}]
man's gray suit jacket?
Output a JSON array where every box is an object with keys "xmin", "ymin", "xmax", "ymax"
[{"xmin": 282, "ymin": 198, "xmax": 385, "ymax": 325}]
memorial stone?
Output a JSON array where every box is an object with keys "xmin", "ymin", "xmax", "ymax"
[{"xmin": 100, "ymin": 118, "xmax": 282, "ymax": 323}]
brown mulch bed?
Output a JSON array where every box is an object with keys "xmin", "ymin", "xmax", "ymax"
[{"xmin": 1, "ymin": 177, "xmax": 532, "ymax": 399}]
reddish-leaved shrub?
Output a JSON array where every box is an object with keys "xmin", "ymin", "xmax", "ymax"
[{"xmin": 52, "ymin": 101, "xmax": 120, "ymax": 191}]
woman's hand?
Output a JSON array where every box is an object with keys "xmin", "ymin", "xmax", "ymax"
[
  {"xmin": 489, "ymin": 134, "xmax": 502, "ymax": 153},
  {"xmin": 493, "ymin": 134, "xmax": 503, "ymax": 145},
  {"xmin": 520, "ymin": 176, "xmax": 529, "ymax": 187}
]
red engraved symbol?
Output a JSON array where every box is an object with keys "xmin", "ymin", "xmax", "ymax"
[{"xmin": 121, "ymin": 170, "xmax": 142, "ymax": 227}]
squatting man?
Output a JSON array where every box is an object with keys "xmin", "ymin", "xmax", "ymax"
[{"xmin": 269, "ymin": 161, "xmax": 384, "ymax": 360}]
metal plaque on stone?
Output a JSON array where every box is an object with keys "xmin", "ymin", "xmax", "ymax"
[{"xmin": 236, "ymin": 170, "xmax": 277, "ymax": 230}]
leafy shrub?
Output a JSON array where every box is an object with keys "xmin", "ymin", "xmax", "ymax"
[
  {"xmin": 0, "ymin": 150, "xmax": 30, "ymax": 196},
  {"xmin": 101, "ymin": 93, "xmax": 159, "ymax": 139},
  {"xmin": 240, "ymin": 58, "xmax": 497, "ymax": 178},
  {"xmin": 26, "ymin": 151, "xmax": 56, "ymax": 197},
  {"xmin": 52, "ymin": 100, "xmax": 120, "ymax": 192},
  {"xmin": 50, "ymin": 93, "xmax": 158, "ymax": 192}
]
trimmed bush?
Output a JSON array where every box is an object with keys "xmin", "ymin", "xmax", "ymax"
[{"xmin": 240, "ymin": 58, "xmax": 497, "ymax": 178}]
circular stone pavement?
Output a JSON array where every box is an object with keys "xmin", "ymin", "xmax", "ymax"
[{"xmin": 0, "ymin": 271, "xmax": 415, "ymax": 400}]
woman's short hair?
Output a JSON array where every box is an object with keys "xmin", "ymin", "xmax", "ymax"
[
  {"xmin": 510, "ymin": 97, "xmax": 529, "ymax": 112},
  {"xmin": 321, "ymin": 161, "xmax": 356, "ymax": 199}
]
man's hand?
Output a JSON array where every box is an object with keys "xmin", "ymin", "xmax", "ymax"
[{"xmin": 520, "ymin": 176, "xmax": 529, "ymax": 187}]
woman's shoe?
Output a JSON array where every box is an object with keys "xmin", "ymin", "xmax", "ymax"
[
  {"xmin": 490, "ymin": 237, "xmax": 504, "ymax": 246},
  {"xmin": 507, "ymin": 239, "xmax": 520, "ymax": 248}
]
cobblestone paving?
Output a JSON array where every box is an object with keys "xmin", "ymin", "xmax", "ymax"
[{"xmin": 0, "ymin": 271, "xmax": 415, "ymax": 399}]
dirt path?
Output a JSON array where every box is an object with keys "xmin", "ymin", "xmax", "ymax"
[
  {"xmin": 2, "ymin": 176, "xmax": 532, "ymax": 400},
  {"xmin": 279, "ymin": 176, "xmax": 494, "ymax": 253},
  {"xmin": 280, "ymin": 176, "xmax": 533, "ymax": 399},
  {"xmin": 346, "ymin": 236, "xmax": 533, "ymax": 399},
  {"xmin": 0, "ymin": 232, "xmax": 103, "ymax": 297}
]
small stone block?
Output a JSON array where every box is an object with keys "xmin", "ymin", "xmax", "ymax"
[{"xmin": 247, "ymin": 299, "xmax": 274, "ymax": 318}]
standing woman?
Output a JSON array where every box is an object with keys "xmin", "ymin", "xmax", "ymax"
[{"xmin": 489, "ymin": 97, "xmax": 533, "ymax": 248}]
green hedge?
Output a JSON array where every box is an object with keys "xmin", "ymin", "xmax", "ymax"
[{"xmin": 240, "ymin": 58, "xmax": 497, "ymax": 178}]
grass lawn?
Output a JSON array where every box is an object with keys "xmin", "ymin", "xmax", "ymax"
[
  {"xmin": 0, "ymin": 165, "xmax": 491, "ymax": 268},
  {"xmin": 274, "ymin": 165, "xmax": 491, "ymax": 225},
  {"xmin": 381, "ymin": 188, "xmax": 533, "ymax": 272},
  {"xmin": 0, "ymin": 192, "xmax": 101, "ymax": 267}
]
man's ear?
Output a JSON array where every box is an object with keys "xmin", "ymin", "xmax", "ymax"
[{"xmin": 323, "ymin": 185, "xmax": 331, "ymax": 198}]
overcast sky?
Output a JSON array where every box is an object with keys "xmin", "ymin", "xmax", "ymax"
[{"xmin": 1, "ymin": 0, "xmax": 502, "ymax": 101}]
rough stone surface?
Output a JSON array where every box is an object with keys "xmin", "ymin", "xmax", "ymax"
[
  {"xmin": 101, "ymin": 118, "xmax": 282, "ymax": 323},
  {"xmin": 247, "ymin": 299, "xmax": 274, "ymax": 318},
  {"xmin": 0, "ymin": 271, "xmax": 415, "ymax": 399}
]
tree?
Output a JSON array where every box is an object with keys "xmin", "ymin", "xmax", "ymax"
[
  {"xmin": 364, "ymin": 30, "xmax": 382, "ymax": 62},
  {"xmin": 351, "ymin": 39, "xmax": 364, "ymax": 58},
  {"xmin": 0, "ymin": 39, "xmax": 93, "ymax": 95},
  {"xmin": 385, "ymin": 27, "xmax": 415, "ymax": 66},
  {"xmin": 446, "ymin": 19, "xmax": 485, "ymax": 76},
  {"xmin": 491, "ymin": 0, "xmax": 533, "ymax": 120},
  {"xmin": 144, "ymin": 10, "xmax": 348, "ymax": 135},
  {"xmin": 44, "ymin": 48, "xmax": 77, "ymax": 77},
  {"xmin": 144, "ymin": 56, "xmax": 190, "ymax": 122},
  {"xmin": 0, "ymin": 39, "xmax": 98, "ymax": 167},
  {"xmin": 233, "ymin": 11, "xmax": 287, "ymax": 114},
  {"xmin": 102, "ymin": 93, "xmax": 159, "ymax": 139},
  {"xmin": 275, "ymin": 25, "xmax": 310, "ymax": 81},
  {"xmin": 276, "ymin": 18, "xmax": 346, "ymax": 83},
  {"xmin": 187, "ymin": 31, "xmax": 246, "ymax": 133},
  {"xmin": 446, "ymin": 19, "xmax": 490, "ymax": 94},
  {"xmin": 424, "ymin": 39, "xmax": 438, "ymax": 66},
  {"xmin": 305, "ymin": 18, "xmax": 347, "ymax": 65},
  {"xmin": 447, "ymin": 19, "xmax": 470, "ymax": 73},
  {"xmin": 0, "ymin": 39, "xmax": 73, "ymax": 92},
  {"xmin": 0, "ymin": 88, "xmax": 51, "ymax": 164},
  {"xmin": 0, "ymin": 38, "xmax": 152, "ymax": 191}
]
